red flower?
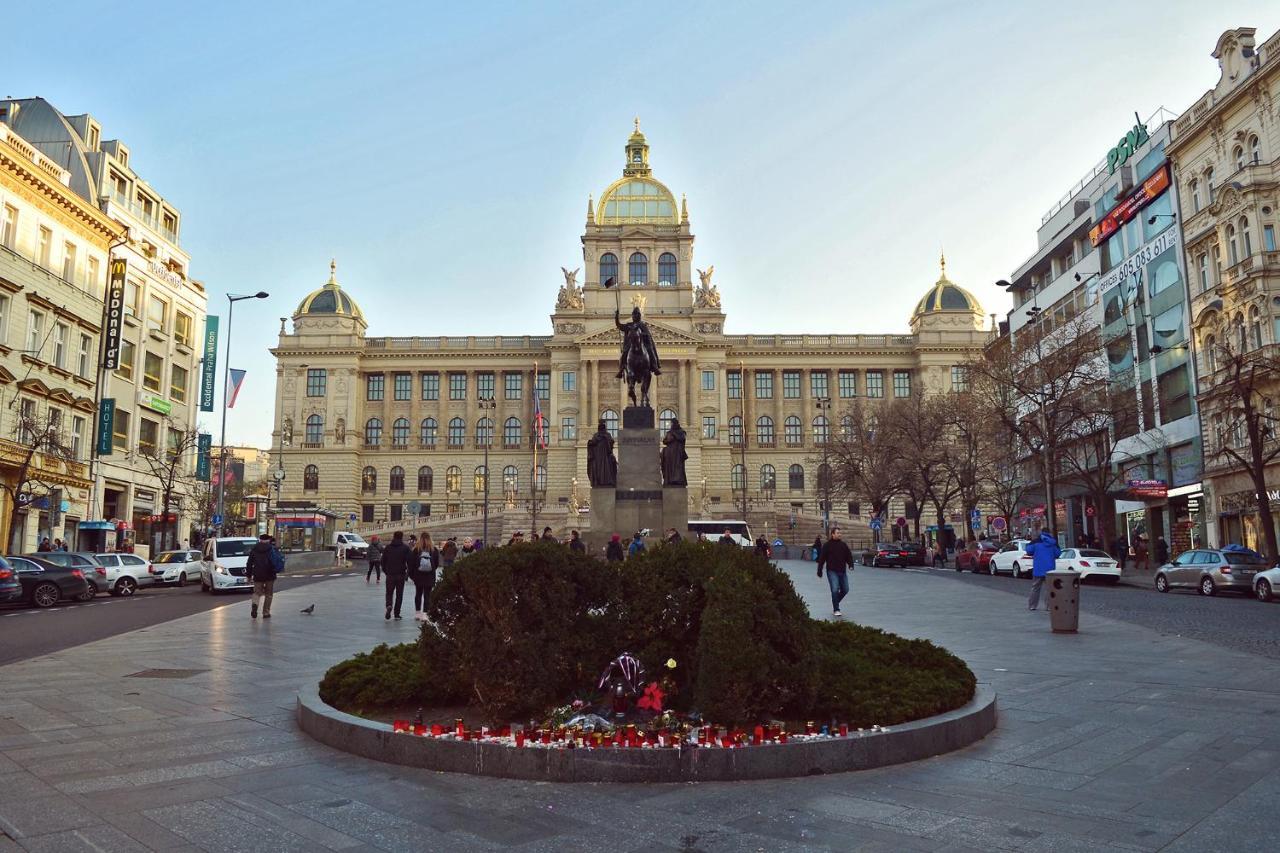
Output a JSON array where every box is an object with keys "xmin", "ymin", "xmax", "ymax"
[{"xmin": 636, "ymin": 681, "xmax": 665, "ymax": 713}]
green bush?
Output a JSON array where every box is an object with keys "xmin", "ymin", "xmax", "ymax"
[
  {"xmin": 319, "ymin": 643, "xmax": 428, "ymax": 715},
  {"xmin": 809, "ymin": 621, "xmax": 976, "ymax": 728}
]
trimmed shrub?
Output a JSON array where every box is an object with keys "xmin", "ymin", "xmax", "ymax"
[{"xmin": 319, "ymin": 643, "xmax": 427, "ymax": 715}]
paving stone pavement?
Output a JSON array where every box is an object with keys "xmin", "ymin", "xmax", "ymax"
[{"xmin": 2, "ymin": 559, "xmax": 1279, "ymax": 851}]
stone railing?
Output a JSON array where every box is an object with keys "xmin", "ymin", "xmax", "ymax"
[
  {"xmin": 722, "ymin": 334, "xmax": 916, "ymax": 350},
  {"xmin": 365, "ymin": 335, "xmax": 553, "ymax": 351}
]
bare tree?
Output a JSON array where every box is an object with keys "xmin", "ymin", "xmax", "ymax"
[
  {"xmin": 941, "ymin": 389, "xmax": 988, "ymax": 542},
  {"xmin": 127, "ymin": 418, "xmax": 202, "ymax": 551},
  {"xmin": 825, "ymin": 400, "xmax": 908, "ymax": 542},
  {"xmin": 2, "ymin": 408, "xmax": 77, "ymax": 553}
]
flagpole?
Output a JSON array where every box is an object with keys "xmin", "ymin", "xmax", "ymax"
[
  {"xmin": 215, "ymin": 291, "xmax": 268, "ymax": 538},
  {"xmin": 531, "ymin": 361, "xmax": 538, "ymax": 538}
]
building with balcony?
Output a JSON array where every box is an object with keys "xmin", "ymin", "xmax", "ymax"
[
  {"xmin": 1169, "ymin": 26, "xmax": 1280, "ymax": 553},
  {"xmin": 1, "ymin": 98, "xmax": 209, "ymax": 552},
  {"xmin": 270, "ymin": 126, "xmax": 989, "ymax": 534},
  {"xmin": 0, "ymin": 119, "xmax": 122, "ymax": 550}
]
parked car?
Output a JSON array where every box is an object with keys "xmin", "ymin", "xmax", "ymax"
[
  {"xmin": 988, "ymin": 539, "xmax": 1033, "ymax": 578},
  {"xmin": 330, "ymin": 531, "xmax": 368, "ymax": 559},
  {"xmin": 200, "ymin": 537, "xmax": 259, "ymax": 594},
  {"xmin": 25, "ymin": 551, "xmax": 105, "ymax": 597},
  {"xmin": 1055, "ymin": 548, "xmax": 1121, "ymax": 583},
  {"xmin": 1254, "ymin": 565, "xmax": 1280, "ymax": 602},
  {"xmin": 151, "ymin": 550, "xmax": 202, "ymax": 586},
  {"xmin": 955, "ymin": 541, "xmax": 999, "ymax": 573},
  {"xmin": 867, "ymin": 542, "xmax": 922, "ymax": 568},
  {"xmin": 92, "ymin": 553, "xmax": 156, "ymax": 596},
  {"xmin": 4, "ymin": 555, "xmax": 91, "ymax": 608},
  {"xmin": 1154, "ymin": 548, "xmax": 1269, "ymax": 596},
  {"xmin": 0, "ymin": 556, "xmax": 22, "ymax": 604}
]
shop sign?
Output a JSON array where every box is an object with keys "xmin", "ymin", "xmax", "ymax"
[
  {"xmin": 199, "ymin": 316, "xmax": 219, "ymax": 412},
  {"xmin": 1128, "ymin": 479, "xmax": 1168, "ymax": 499},
  {"xmin": 101, "ymin": 259, "xmax": 127, "ymax": 369},
  {"xmin": 1090, "ymin": 163, "xmax": 1171, "ymax": 246},
  {"xmin": 1097, "ymin": 227, "xmax": 1178, "ymax": 294},
  {"xmin": 96, "ymin": 398, "xmax": 115, "ymax": 456},
  {"xmin": 1106, "ymin": 120, "xmax": 1150, "ymax": 175},
  {"xmin": 138, "ymin": 392, "xmax": 172, "ymax": 416},
  {"xmin": 196, "ymin": 433, "xmax": 211, "ymax": 481}
]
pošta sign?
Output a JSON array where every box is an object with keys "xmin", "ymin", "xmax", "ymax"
[
  {"xmin": 101, "ymin": 259, "xmax": 127, "ymax": 369},
  {"xmin": 199, "ymin": 316, "xmax": 219, "ymax": 412},
  {"xmin": 1089, "ymin": 162, "xmax": 1170, "ymax": 247},
  {"xmin": 97, "ymin": 398, "xmax": 115, "ymax": 456},
  {"xmin": 1128, "ymin": 479, "xmax": 1168, "ymax": 499},
  {"xmin": 1106, "ymin": 119, "xmax": 1150, "ymax": 175}
]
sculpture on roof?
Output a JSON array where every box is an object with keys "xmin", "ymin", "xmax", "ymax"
[
  {"xmin": 694, "ymin": 265, "xmax": 721, "ymax": 309},
  {"xmin": 556, "ymin": 266, "xmax": 584, "ymax": 311}
]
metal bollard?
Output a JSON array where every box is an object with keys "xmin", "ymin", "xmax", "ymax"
[{"xmin": 1046, "ymin": 569, "xmax": 1080, "ymax": 633}]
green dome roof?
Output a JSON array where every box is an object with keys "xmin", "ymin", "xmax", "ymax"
[
  {"xmin": 295, "ymin": 260, "xmax": 364, "ymax": 320},
  {"xmin": 913, "ymin": 255, "xmax": 983, "ymax": 318}
]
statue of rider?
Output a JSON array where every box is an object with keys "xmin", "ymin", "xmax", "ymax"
[{"xmin": 614, "ymin": 306, "xmax": 662, "ymax": 381}]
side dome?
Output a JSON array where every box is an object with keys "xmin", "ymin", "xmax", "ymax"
[
  {"xmin": 912, "ymin": 255, "xmax": 984, "ymax": 319},
  {"xmin": 294, "ymin": 260, "xmax": 365, "ymax": 321}
]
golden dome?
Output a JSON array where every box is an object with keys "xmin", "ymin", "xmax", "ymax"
[
  {"xmin": 294, "ymin": 260, "xmax": 364, "ymax": 320},
  {"xmin": 913, "ymin": 253, "xmax": 983, "ymax": 318}
]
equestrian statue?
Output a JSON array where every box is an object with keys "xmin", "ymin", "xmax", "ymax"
[{"xmin": 614, "ymin": 306, "xmax": 662, "ymax": 408}]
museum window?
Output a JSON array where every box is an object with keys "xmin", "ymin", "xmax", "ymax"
[
  {"xmin": 536, "ymin": 371, "xmax": 550, "ymax": 400},
  {"xmin": 504, "ymin": 372, "xmax": 521, "ymax": 400},
  {"xmin": 838, "ymin": 370, "xmax": 857, "ymax": 398},
  {"xmin": 394, "ymin": 373, "xmax": 411, "ymax": 401},
  {"xmin": 304, "ymin": 465, "xmax": 318, "ymax": 491},
  {"xmin": 729, "ymin": 415, "xmax": 743, "ymax": 446},
  {"xmin": 1196, "ymin": 253, "xmax": 1208, "ymax": 292},
  {"xmin": 756, "ymin": 415, "xmax": 774, "ymax": 446},
  {"xmin": 420, "ymin": 417, "xmax": 437, "ymax": 446},
  {"xmin": 448, "ymin": 372, "xmax": 467, "ymax": 400},
  {"xmin": 702, "ymin": 416, "xmax": 717, "ymax": 440},
  {"xmin": 701, "ymin": 370, "xmax": 715, "ymax": 391},
  {"xmin": 561, "ymin": 417, "xmax": 576, "ymax": 441},
  {"xmin": 392, "ymin": 418, "xmax": 409, "ymax": 446},
  {"xmin": 503, "ymin": 465, "xmax": 519, "ymax": 494},
  {"xmin": 143, "ymin": 352, "xmax": 163, "ymax": 392},
  {"xmin": 727, "ymin": 370, "xmax": 741, "ymax": 399},
  {"xmin": 754, "ymin": 370, "xmax": 773, "ymax": 399},
  {"xmin": 1204, "ymin": 166, "xmax": 1214, "ymax": 204},
  {"xmin": 561, "ymin": 371, "xmax": 576, "ymax": 392},
  {"xmin": 951, "ymin": 365, "xmax": 969, "ymax": 392},
  {"xmin": 731, "ymin": 463, "xmax": 744, "ymax": 491},
  {"xmin": 599, "ymin": 252, "xmax": 618, "ymax": 285},
  {"xmin": 893, "ymin": 370, "xmax": 912, "ymax": 398},
  {"xmin": 476, "ymin": 417, "xmax": 494, "ymax": 447},
  {"xmin": 840, "ymin": 415, "xmax": 854, "ymax": 439},
  {"xmin": 782, "ymin": 370, "xmax": 800, "ymax": 399},
  {"xmin": 788, "ymin": 464, "xmax": 804, "ymax": 491},
  {"xmin": 389, "ymin": 504, "xmax": 403, "ymax": 522},
  {"xmin": 389, "ymin": 466, "xmax": 405, "ymax": 492},
  {"xmin": 657, "ymin": 252, "xmax": 677, "ymax": 286},
  {"xmin": 474, "ymin": 465, "xmax": 488, "ymax": 492},
  {"xmin": 810, "ymin": 370, "xmax": 829, "ymax": 400},
  {"xmin": 812, "ymin": 415, "xmax": 830, "ymax": 445},
  {"xmin": 760, "ymin": 464, "xmax": 776, "ymax": 491},
  {"xmin": 366, "ymin": 374, "xmax": 384, "ymax": 401},
  {"xmin": 865, "ymin": 370, "xmax": 884, "ymax": 398},
  {"xmin": 418, "ymin": 466, "xmax": 433, "ymax": 492},
  {"xmin": 535, "ymin": 464, "xmax": 547, "ymax": 492},
  {"xmin": 477, "ymin": 372, "xmax": 495, "ymax": 399},
  {"xmin": 170, "ymin": 364, "xmax": 188, "ymax": 402},
  {"xmin": 504, "ymin": 417, "xmax": 522, "ymax": 447},
  {"xmin": 362, "ymin": 505, "xmax": 374, "ymax": 523},
  {"xmin": 784, "ymin": 415, "xmax": 802, "ymax": 446},
  {"xmin": 421, "ymin": 372, "xmax": 439, "ymax": 400},
  {"xmin": 628, "ymin": 252, "xmax": 648, "ymax": 286},
  {"xmin": 364, "ymin": 417, "xmax": 382, "ymax": 447},
  {"xmin": 362, "ymin": 467, "xmax": 377, "ymax": 493},
  {"xmin": 305, "ymin": 415, "xmax": 323, "ymax": 444},
  {"xmin": 306, "ymin": 368, "xmax": 326, "ymax": 396},
  {"xmin": 445, "ymin": 465, "xmax": 461, "ymax": 492},
  {"xmin": 602, "ymin": 409, "xmax": 618, "ymax": 438}
]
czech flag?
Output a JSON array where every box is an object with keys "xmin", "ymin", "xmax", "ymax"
[
  {"xmin": 227, "ymin": 369, "xmax": 247, "ymax": 408},
  {"xmin": 533, "ymin": 380, "xmax": 547, "ymax": 449}
]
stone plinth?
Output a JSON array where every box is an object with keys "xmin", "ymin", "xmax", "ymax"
[{"xmin": 588, "ymin": 407, "xmax": 691, "ymax": 553}]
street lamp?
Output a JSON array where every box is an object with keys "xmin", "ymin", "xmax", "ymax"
[
  {"xmin": 815, "ymin": 397, "xmax": 832, "ymax": 536},
  {"xmin": 215, "ymin": 291, "xmax": 269, "ymax": 537},
  {"xmin": 478, "ymin": 396, "xmax": 495, "ymax": 544}
]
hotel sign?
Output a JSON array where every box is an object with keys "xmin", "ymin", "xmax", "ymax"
[
  {"xmin": 96, "ymin": 398, "xmax": 115, "ymax": 456},
  {"xmin": 101, "ymin": 259, "xmax": 127, "ymax": 369},
  {"xmin": 1090, "ymin": 163, "xmax": 1171, "ymax": 247}
]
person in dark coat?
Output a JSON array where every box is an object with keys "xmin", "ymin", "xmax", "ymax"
[
  {"xmin": 1154, "ymin": 536, "xmax": 1169, "ymax": 567},
  {"xmin": 1113, "ymin": 534, "xmax": 1128, "ymax": 570},
  {"xmin": 816, "ymin": 527, "xmax": 855, "ymax": 617},
  {"xmin": 246, "ymin": 534, "xmax": 277, "ymax": 619},
  {"xmin": 380, "ymin": 531, "xmax": 413, "ymax": 620},
  {"xmin": 365, "ymin": 535, "xmax": 383, "ymax": 583},
  {"xmin": 568, "ymin": 530, "xmax": 586, "ymax": 553},
  {"xmin": 605, "ymin": 534, "xmax": 624, "ymax": 562},
  {"xmin": 812, "ymin": 535, "xmax": 822, "ymax": 562},
  {"xmin": 410, "ymin": 533, "xmax": 439, "ymax": 621}
]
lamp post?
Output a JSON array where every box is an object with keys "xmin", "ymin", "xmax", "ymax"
[
  {"xmin": 215, "ymin": 291, "xmax": 268, "ymax": 537},
  {"xmin": 816, "ymin": 397, "xmax": 832, "ymax": 535},
  {"xmin": 478, "ymin": 396, "xmax": 495, "ymax": 545}
]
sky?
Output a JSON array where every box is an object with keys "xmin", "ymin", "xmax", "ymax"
[{"xmin": 3, "ymin": 0, "xmax": 1275, "ymax": 447}]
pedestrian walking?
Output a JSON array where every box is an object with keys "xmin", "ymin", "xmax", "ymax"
[
  {"xmin": 1135, "ymin": 536, "xmax": 1150, "ymax": 572},
  {"xmin": 541, "ymin": 527, "xmax": 557, "ymax": 543},
  {"xmin": 568, "ymin": 530, "xmax": 586, "ymax": 553},
  {"xmin": 1113, "ymin": 534, "xmax": 1128, "ymax": 570},
  {"xmin": 628, "ymin": 531, "xmax": 646, "ymax": 558},
  {"xmin": 754, "ymin": 536, "xmax": 770, "ymax": 557},
  {"xmin": 932, "ymin": 539, "xmax": 947, "ymax": 569},
  {"xmin": 460, "ymin": 537, "xmax": 473, "ymax": 557},
  {"xmin": 247, "ymin": 534, "xmax": 277, "ymax": 619},
  {"xmin": 1025, "ymin": 527, "xmax": 1062, "ymax": 611},
  {"xmin": 1154, "ymin": 536, "xmax": 1169, "ymax": 567},
  {"xmin": 441, "ymin": 538, "xmax": 458, "ymax": 566},
  {"xmin": 812, "ymin": 535, "xmax": 822, "ymax": 562},
  {"xmin": 410, "ymin": 533, "xmax": 439, "ymax": 621},
  {"xmin": 37, "ymin": 538, "xmax": 51, "ymax": 552},
  {"xmin": 718, "ymin": 529, "xmax": 736, "ymax": 546},
  {"xmin": 365, "ymin": 535, "xmax": 383, "ymax": 583},
  {"xmin": 816, "ymin": 527, "xmax": 855, "ymax": 617},
  {"xmin": 665, "ymin": 527, "xmax": 682, "ymax": 544},
  {"xmin": 605, "ymin": 533, "xmax": 625, "ymax": 562},
  {"xmin": 380, "ymin": 531, "xmax": 412, "ymax": 620}
]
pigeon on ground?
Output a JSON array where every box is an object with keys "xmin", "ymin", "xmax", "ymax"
[{"xmin": 300, "ymin": 604, "xmax": 315, "ymax": 614}]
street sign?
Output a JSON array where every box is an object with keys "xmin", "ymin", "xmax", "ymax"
[
  {"xmin": 407, "ymin": 500, "xmax": 421, "ymax": 515},
  {"xmin": 992, "ymin": 517, "xmax": 1007, "ymax": 531},
  {"xmin": 971, "ymin": 520, "xmax": 982, "ymax": 531},
  {"xmin": 869, "ymin": 518, "xmax": 883, "ymax": 530},
  {"xmin": 212, "ymin": 514, "xmax": 223, "ymax": 526},
  {"xmin": 895, "ymin": 516, "xmax": 907, "ymax": 527},
  {"xmin": 772, "ymin": 538, "xmax": 783, "ymax": 547},
  {"xmin": 971, "ymin": 508, "xmax": 982, "ymax": 519},
  {"xmin": 348, "ymin": 513, "xmax": 357, "ymax": 521}
]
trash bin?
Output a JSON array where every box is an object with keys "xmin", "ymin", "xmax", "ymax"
[{"xmin": 1046, "ymin": 569, "xmax": 1080, "ymax": 633}]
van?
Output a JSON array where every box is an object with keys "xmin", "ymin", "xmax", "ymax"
[
  {"xmin": 687, "ymin": 519, "xmax": 753, "ymax": 548},
  {"xmin": 199, "ymin": 537, "xmax": 259, "ymax": 594},
  {"xmin": 331, "ymin": 531, "xmax": 368, "ymax": 558}
]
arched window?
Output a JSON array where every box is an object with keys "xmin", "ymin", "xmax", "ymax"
[
  {"xmin": 1241, "ymin": 216, "xmax": 1253, "ymax": 258},
  {"xmin": 788, "ymin": 464, "xmax": 804, "ymax": 491},
  {"xmin": 840, "ymin": 415, "xmax": 854, "ymax": 440},
  {"xmin": 420, "ymin": 417, "xmax": 437, "ymax": 446},
  {"xmin": 1190, "ymin": 178, "xmax": 1200, "ymax": 213},
  {"xmin": 731, "ymin": 463, "xmax": 744, "ymax": 491},
  {"xmin": 1250, "ymin": 306, "xmax": 1264, "ymax": 349},
  {"xmin": 504, "ymin": 417, "xmax": 522, "ymax": 447},
  {"xmin": 445, "ymin": 465, "xmax": 461, "ymax": 492},
  {"xmin": 812, "ymin": 415, "xmax": 830, "ymax": 445},
  {"xmin": 535, "ymin": 464, "xmax": 546, "ymax": 492},
  {"xmin": 391, "ymin": 418, "xmax": 409, "ymax": 446},
  {"xmin": 756, "ymin": 415, "xmax": 774, "ymax": 446},
  {"xmin": 389, "ymin": 466, "xmax": 405, "ymax": 492},
  {"xmin": 1205, "ymin": 334, "xmax": 1218, "ymax": 373},
  {"xmin": 628, "ymin": 252, "xmax": 648, "ymax": 286},
  {"xmin": 1250, "ymin": 134, "xmax": 1261, "ymax": 165},
  {"xmin": 784, "ymin": 415, "xmax": 802, "ymax": 446},
  {"xmin": 304, "ymin": 464, "xmax": 318, "ymax": 490},
  {"xmin": 476, "ymin": 417, "xmax": 494, "ymax": 447},
  {"xmin": 659, "ymin": 408, "xmax": 677, "ymax": 434},
  {"xmin": 657, "ymin": 252, "xmax": 677, "ymax": 286},
  {"xmin": 602, "ymin": 409, "xmax": 618, "ymax": 438},
  {"xmin": 361, "ymin": 466, "xmax": 377, "ymax": 493},
  {"xmin": 760, "ymin": 464, "xmax": 776, "ymax": 491},
  {"xmin": 599, "ymin": 252, "xmax": 618, "ymax": 285},
  {"xmin": 1206, "ymin": 167, "xmax": 1215, "ymax": 203},
  {"xmin": 503, "ymin": 465, "xmax": 519, "ymax": 494},
  {"xmin": 1228, "ymin": 224, "xmax": 1239, "ymax": 265},
  {"xmin": 474, "ymin": 465, "xmax": 487, "ymax": 492},
  {"xmin": 305, "ymin": 414, "xmax": 323, "ymax": 444},
  {"xmin": 1234, "ymin": 144, "xmax": 1246, "ymax": 171},
  {"xmin": 447, "ymin": 417, "xmax": 464, "ymax": 447},
  {"xmin": 364, "ymin": 418, "xmax": 382, "ymax": 446},
  {"xmin": 729, "ymin": 415, "xmax": 743, "ymax": 446},
  {"xmin": 418, "ymin": 466, "xmax": 433, "ymax": 492}
]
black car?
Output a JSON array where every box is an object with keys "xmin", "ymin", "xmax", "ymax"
[
  {"xmin": 0, "ymin": 556, "xmax": 22, "ymax": 604},
  {"xmin": 26, "ymin": 551, "xmax": 106, "ymax": 597},
  {"xmin": 3, "ymin": 555, "xmax": 91, "ymax": 608},
  {"xmin": 869, "ymin": 542, "xmax": 922, "ymax": 568}
]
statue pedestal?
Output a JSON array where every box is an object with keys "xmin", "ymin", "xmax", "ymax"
[{"xmin": 588, "ymin": 407, "xmax": 689, "ymax": 555}]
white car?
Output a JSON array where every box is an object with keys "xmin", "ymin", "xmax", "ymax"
[
  {"xmin": 200, "ymin": 537, "xmax": 258, "ymax": 594},
  {"xmin": 92, "ymin": 553, "xmax": 156, "ymax": 596},
  {"xmin": 988, "ymin": 539, "xmax": 1032, "ymax": 578},
  {"xmin": 151, "ymin": 550, "xmax": 203, "ymax": 586},
  {"xmin": 1254, "ymin": 565, "xmax": 1280, "ymax": 602},
  {"xmin": 1055, "ymin": 548, "xmax": 1121, "ymax": 583}
]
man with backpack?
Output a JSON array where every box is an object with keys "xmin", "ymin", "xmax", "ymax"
[{"xmin": 247, "ymin": 534, "xmax": 278, "ymax": 619}]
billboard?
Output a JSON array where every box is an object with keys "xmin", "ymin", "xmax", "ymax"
[
  {"xmin": 101, "ymin": 259, "xmax": 127, "ymax": 369},
  {"xmin": 199, "ymin": 316, "xmax": 219, "ymax": 412},
  {"xmin": 1089, "ymin": 163, "xmax": 1171, "ymax": 247}
]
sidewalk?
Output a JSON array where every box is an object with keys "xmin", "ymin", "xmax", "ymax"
[{"xmin": 1, "ymin": 560, "xmax": 1279, "ymax": 851}]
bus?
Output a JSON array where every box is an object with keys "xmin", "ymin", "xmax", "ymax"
[{"xmin": 687, "ymin": 519, "xmax": 753, "ymax": 548}]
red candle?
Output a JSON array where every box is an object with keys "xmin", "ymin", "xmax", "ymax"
[
  {"xmin": 412, "ymin": 724, "xmax": 426, "ymax": 736},
  {"xmin": 721, "ymin": 735, "xmax": 733, "ymax": 748},
  {"xmin": 779, "ymin": 731, "xmax": 789, "ymax": 743},
  {"xmin": 430, "ymin": 723, "xmax": 443, "ymax": 736},
  {"xmin": 455, "ymin": 719, "xmax": 464, "ymax": 737},
  {"xmin": 541, "ymin": 729, "xmax": 551, "ymax": 744},
  {"xmin": 515, "ymin": 730, "xmax": 526, "ymax": 747},
  {"xmin": 393, "ymin": 720, "xmax": 408, "ymax": 733},
  {"xmin": 805, "ymin": 721, "xmax": 815, "ymax": 735},
  {"xmin": 839, "ymin": 723, "xmax": 849, "ymax": 737}
]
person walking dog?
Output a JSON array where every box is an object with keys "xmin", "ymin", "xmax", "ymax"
[
  {"xmin": 816, "ymin": 527, "xmax": 855, "ymax": 618},
  {"xmin": 1025, "ymin": 527, "xmax": 1062, "ymax": 611}
]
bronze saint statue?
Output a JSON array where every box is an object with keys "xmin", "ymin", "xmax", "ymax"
[
  {"xmin": 615, "ymin": 306, "xmax": 662, "ymax": 408},
  {"xmin": 661, "ymin": 418, "xmax": 688, "ymax": 486},
  {"xmin": 586, "ymin": 420, "xmax": 617, "ymax": 487}
]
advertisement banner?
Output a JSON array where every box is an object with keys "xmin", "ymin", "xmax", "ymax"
[
  {"xmin": 97, "ymin": 398, "xmax": 115, "ymax": 456},
  {"xmin": 199, "ymin": 316, "xmax": 219, "ymax": 412},
  {"xmin": 196, "ymin": 433, "xmax": 212, "ymax": 481},
  {"xmin": 1128, "ymin": 479, "xmax": 1169, "ymax": 499},
  {"xmin": 1090, "ymin": 163, "xmax": 1171, "ymax": 246},
  {"xmin": 101, "ymin": 259, "xmax": 127, "ymax": 369}
]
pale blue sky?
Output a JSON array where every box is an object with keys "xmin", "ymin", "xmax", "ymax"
[{"xmin": 4, "ymin": 0, "xmax": 1274, "ymax": 446}]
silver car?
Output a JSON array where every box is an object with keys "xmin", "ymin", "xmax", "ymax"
[{"xmin": 1154, "ymin": 549, "xmax": 1270, "ymax": 596}]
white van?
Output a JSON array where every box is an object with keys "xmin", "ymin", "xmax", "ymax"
[
  {"xmin": 200, "ymin": 537, "xmax": 259, "ymax": 594},
  {"xmin": 332, "ymin": 531, "xmax": 368, "ymax": 558},
  {"xmin": 687, "ymin": 520, "xmax": 753, "ymax": 548}
]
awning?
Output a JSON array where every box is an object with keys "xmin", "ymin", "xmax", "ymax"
[
  {"xmin": 1166, "ymin": 483, "xmax": 1202, "ymax": 499},
  {"xmin": 77, "ymin": 520, "xmax": 116, "ymax": 530}
]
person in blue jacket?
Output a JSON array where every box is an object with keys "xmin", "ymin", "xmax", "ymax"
[{"xmin": 1025, "ymin": 527, "xmax": 1062, "ymax": 611}]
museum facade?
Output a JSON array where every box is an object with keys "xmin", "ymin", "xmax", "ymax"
[{"xmin": 270, "ymin": 126, "xmax": 991, "ymax": 530}]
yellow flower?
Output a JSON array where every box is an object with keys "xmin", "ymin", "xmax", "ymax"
[{"xmin": 665, "ymin": 658, "xmax": 677, "ymax": 669}]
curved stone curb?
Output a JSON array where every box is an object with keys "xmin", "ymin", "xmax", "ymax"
[{"xmin": 297, "ymin": 684, "xmax": 996, "ymax": 783}]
